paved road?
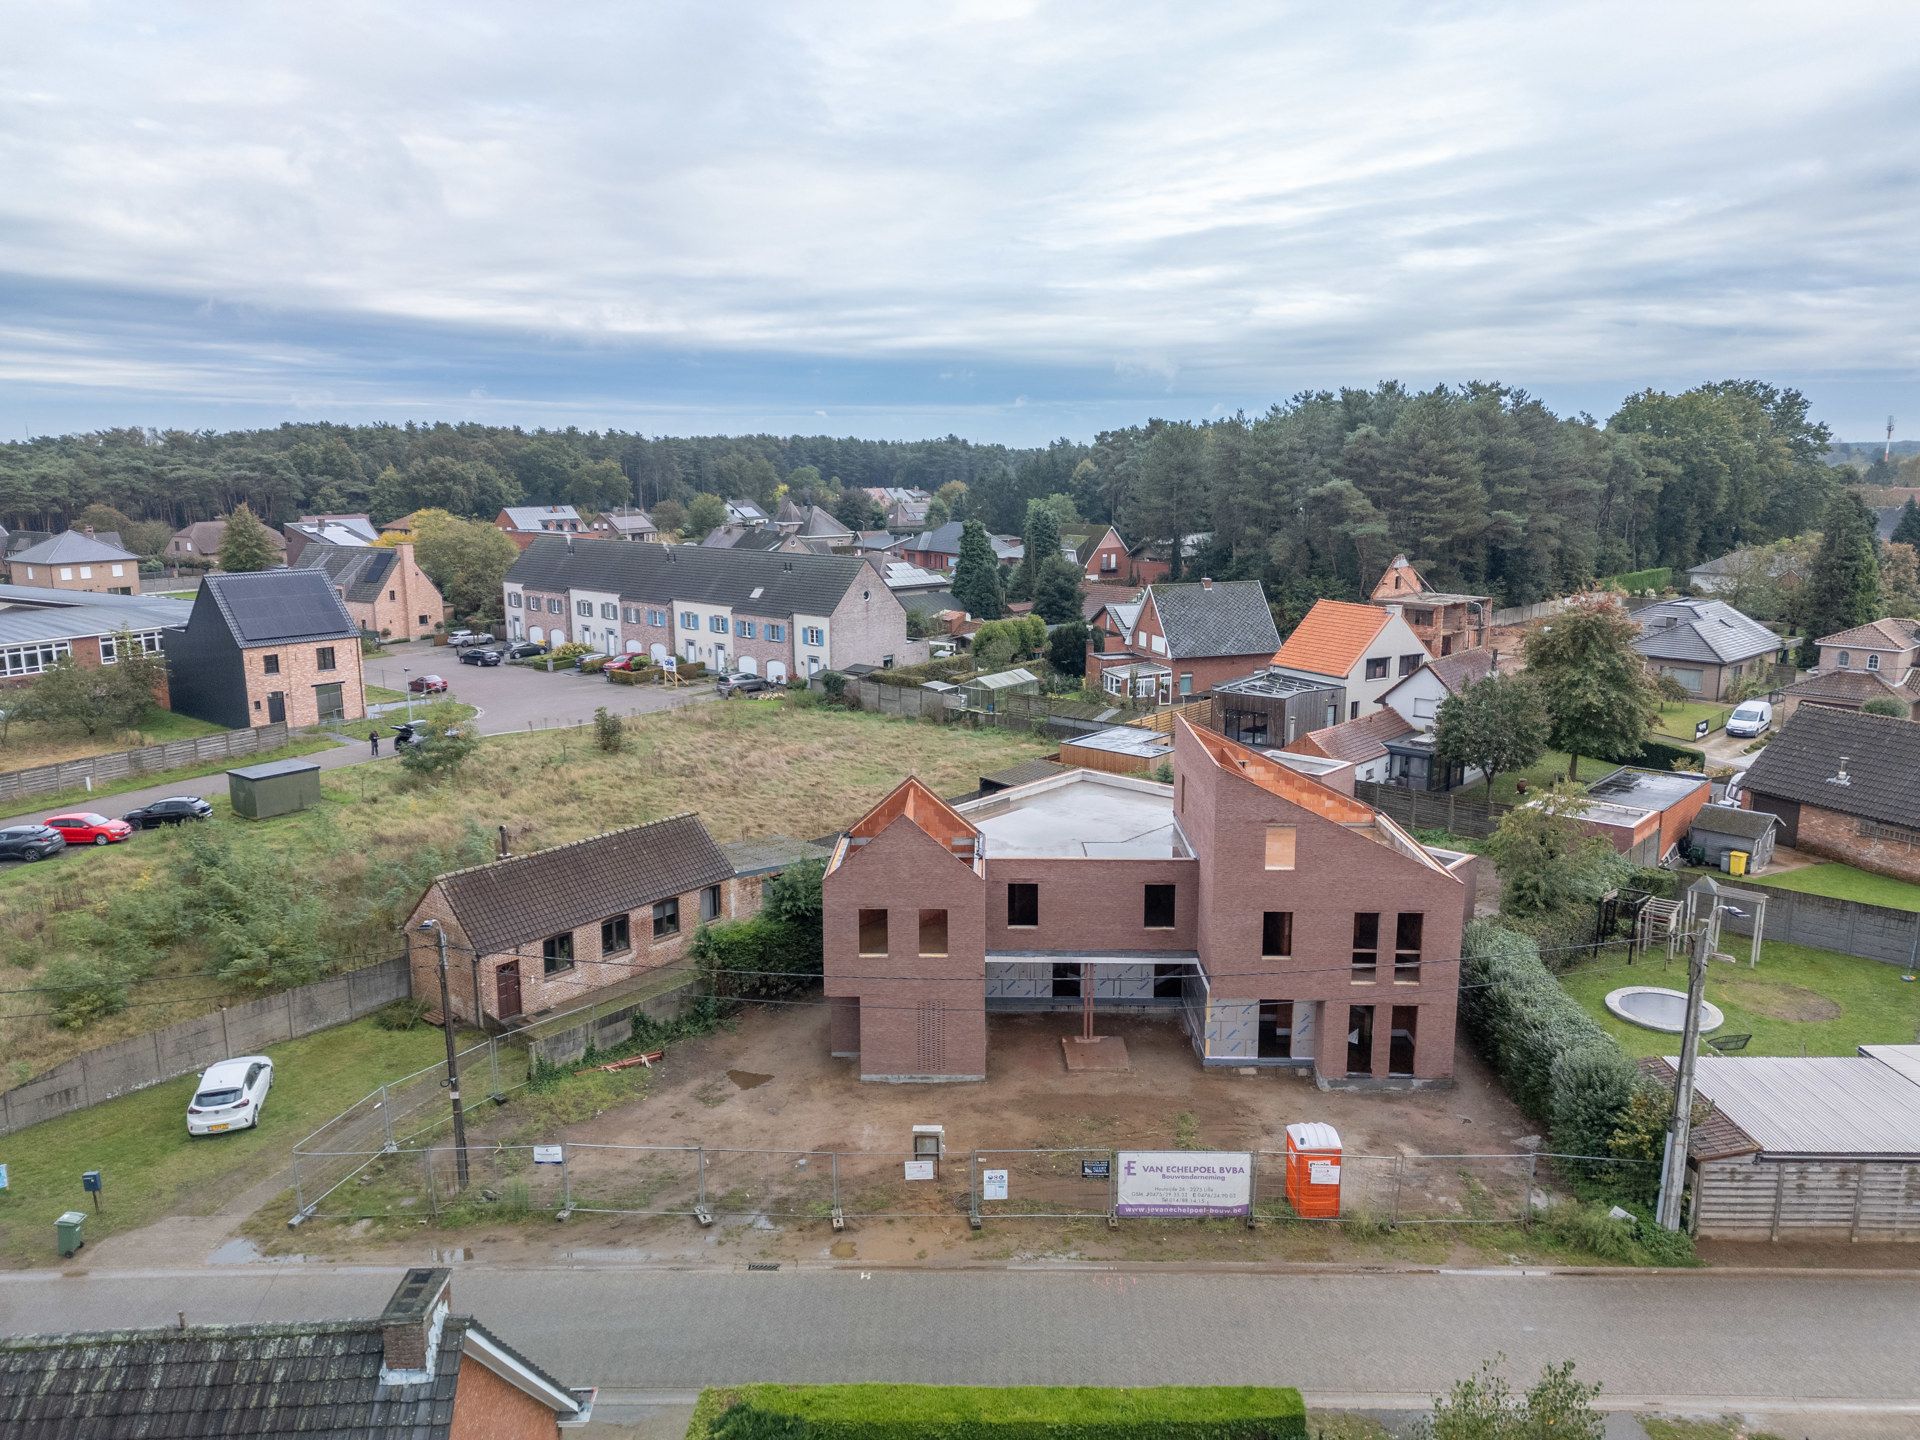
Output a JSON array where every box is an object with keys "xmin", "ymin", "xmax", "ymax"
[
  {"xmin": 5, "ymin": 1264, "xmax": 1917, "ymax": 1412},
  {"xmin": 364, "ymin": 644, "xmax": 712, "ymax": 735}
]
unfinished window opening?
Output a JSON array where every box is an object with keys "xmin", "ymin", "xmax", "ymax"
[
  {"xmin": 1051, "ymin": 962, "xmax": 1081, "ymax": 999},
  {"xmin": 1261, "ymin": 911, "xmax": 1293, "ymax": 958},
  {"xmin": 919, "ymin": 909, "xmax": 948, "ymax": 957},
  {"xmin": 1351, "ymin": 913, "xmax": 1379, "ymax": 983},
  {"xmin": 1347, "ymin": 1004, "xmax": 1376, "ymax": 1077},
  {"xmin": 1394, "ymin": 913, "xmax": 1423, "ymax": 982},
  {"xmin": 1389, "ymin": 1006, "xmax": 1418, "ymax": 1077},
  {"xmin": 1143, "ymin": 884, "xmax": 1176, "ymax": 930},
  {"xmin": 1263, "ymin": 825, "xmax": 1296, "ymax": 870},
  {"xmin": 858, "ymin": 908, "xmax": 888, "ymax": 956},
  {"xmin": 1152, "ymin": 963, "xmax": 1185, "ymax": 999},
  {"xmin": 1258, "ymin": 1001, "xmax": 1294, "ymax": 1059},
  {"xmin": 1007, "ymin": 882, "xmax": 1039, "ymax": 928}
]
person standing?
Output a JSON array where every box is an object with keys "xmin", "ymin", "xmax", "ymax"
[{"xmin": 368, "ymin": 728, "xmax": 380, "ymax": 756}]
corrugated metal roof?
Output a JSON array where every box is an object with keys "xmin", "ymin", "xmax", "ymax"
[
  {"xmin": 1862, "ymin": 1044, "xmax": 1920, "ymax": 1089},
  {"xmin": 1676, "ymin": 1054, "xmax": 1920, "ymax": 1158},
  {"xmin": 0, "ymin": 596, "xmax": 191, "ymax": 646}
]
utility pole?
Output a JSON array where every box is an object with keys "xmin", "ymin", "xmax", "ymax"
[
  {"xmin": 419, "ymin": 920, "xmax": 470, "ymax": 1190},
  {"xmin": 1657, "ymin": 876, "xmax": 1718, "ymax": 1231}
]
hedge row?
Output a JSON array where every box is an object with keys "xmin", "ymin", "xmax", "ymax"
[
  {"xmin": 1458, "ymin": 920, "xmax": 1636, "ymax": 1165},
  {"xmin": 687, "ymin": 1385, "xmax": 1308, "ymax": 1440}
]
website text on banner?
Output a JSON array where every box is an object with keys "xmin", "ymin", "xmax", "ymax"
[{"xmin": 1115, "ymin": 1150, "xmax": 1253, "ymax": 1217}]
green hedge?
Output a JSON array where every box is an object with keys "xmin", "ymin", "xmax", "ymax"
[
  {"xmin": 687, "ymin": 1385, "xmax": 1309, "ymax": 1440},
  {"xmin": 1603, "ymin": 565, "xmax": 1673, "ymax": 592},
  {"xmin": 1458, "ymin": 920, "xmax": 1634, "ymax": 1163}
]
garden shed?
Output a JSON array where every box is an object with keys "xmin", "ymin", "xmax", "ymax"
[
  {"xmin": 227, "ymin": 757, "xmax": 323, "ymax": 819},
  {"xmin": 1690, "ymin": 803, "xmax": 1778, "ymax": 871},
  {"xmin": 1646, "ymin": 1048, "xmax": 1920, "ymax": 1241}
]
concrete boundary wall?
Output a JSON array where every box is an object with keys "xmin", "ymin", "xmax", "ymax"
[
  {"xmin": 1718, "ymin": 888, "xmax": 1920, "ymax": 967},
  {"xmin": 0, "ymin": 721, "xmax": 292, "ymax": 805},
  {"xmin": 0, "ymin": 955, "xmax": 410, "ymax": 1136},
  {"xmin": 525, "ymin": 969, "xmax": 706, "ymax": 1068}
]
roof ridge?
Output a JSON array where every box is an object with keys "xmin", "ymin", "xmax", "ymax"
[{"xmin": 435, "ymin": 811, "xmax": 701, "ymax": 887}]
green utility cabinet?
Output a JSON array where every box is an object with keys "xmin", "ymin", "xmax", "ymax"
[{"xmin": 227, "ymin": 758, "xmax": 323, "ymax": 819}]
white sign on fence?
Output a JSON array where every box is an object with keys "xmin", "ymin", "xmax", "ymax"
[
  {"xmin": 981, "ymin": 1168, "xmax": 1009, "ymax": 1201},
  {"xmin": 533, "ymin": 1145, "xmax": 564, "ymax": 1165},
  {"xmin": 1114, "ymin": 1150, "xmax": 1253, "ymax": 1217},
  {"xmin": 903, "ymin": 1159, "xmax": 935, "ymax": 1181}
]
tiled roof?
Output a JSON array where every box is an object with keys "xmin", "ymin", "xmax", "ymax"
[
  {"xmin": 1638, "ymin": 1058, "xmax": 1761, "ymax": 1161},
  {"xmin": 198, "ymin": 569, "xmax": 359, "ymax": 646},
  {"xmin": 7, "ymin": 530, "xmax": 138, "ymax": 565},
  {"xmin": 1783, "ymin": 669, "xmax": 1920, "ymax": 707},
  {"xmin": 1145, "ymin": 580, "xmax": 1280, "ymax": 660},
  {"xmin": 1815, "ymin": 617, "xmax": 1920, "ymax": 651},
  {"xmin": 501, "ymin": 504, "xmax": 582, "ymax": 530},
  {"xmin": 1424, "ymin": 647, "xmax": 1498, "ymax": 693},
  {"xmin": 795, "ymin": 506, "xmax": 852, "ymax": 540},
  {"xmin": 720, "ymin": 834, "xmax": 831, "ymax": 878},
  {"xmin": 506, "ymin": 536, "xmax": 873, "ymax": 619},
  {"xmin": 1691, "ymin": 803, "xmax": 1778, "ymax": 841},
  {"xmin": 903, "ymin": 521, "xmax": 967, "ymax": 555},
  {"xmin": 291, "ymin": 540, "xmax": 402, "ymax": 603},
  {"xmin": 171, "ymin": 519, "xmax": 283, "ymax": 554},
  {"xmin": 1631, "ymin": 599, "xmax": 1780, "ymax": 665},
  {"xmin": 1271, "ymin": 599, "xmax": 1391, "ymax": 679},
  {"xmin": 602, "ymin": 508, "xmax": 655, "ymax": 535},
  {"xmin": 981, "ymin": 758, "xmax": 1072, "ymax": 790},
  {"xmin": 435, "ymin": 813, "xmax": 734, "ymax": 956},
  {"xmin": 1286, "ymin": 707, "xmax": 1415, "ymax": 764},
  {"xmin": 1740, "ymin": 706, "xmax": 1920, "ymax": 828}
]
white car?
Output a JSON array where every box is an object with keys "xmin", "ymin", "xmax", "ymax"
[
  {"xmin": 1724, "ymin": 699, "xmax": 1773, "ymax": 739},
  {"xmin": 186, "ymin": 1056, "xmax": 273, "ymax": 1136}
]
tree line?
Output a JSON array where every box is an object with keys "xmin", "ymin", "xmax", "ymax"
[{"xmin": 0, "ymin": 379, "xmax": 1847, "ymax": 612}]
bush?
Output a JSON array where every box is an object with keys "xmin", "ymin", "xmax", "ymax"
[
  {"xmin": 1627, "ymin": 737, "xmax": 1707, "ymax": 772},
  {"xmin": 687, "ymin": 1385, "xmax": 1308, "ymax": 1440},
  {"xmin": 1548, "ymin": 1044, "xmax": 1638, "ymax": 1177},
  {"xmin": 594, "ymin": 706, "xmax": 626, "ymax": 753},
  {"xmin": 867, "ymin": 655, "xmax": 976, "ymax": 687},
  {"xmin": 579, "ymin": 655, "xmax": 611, "ymax": 674},
  {"xmin": 546, "ymin": 641, "xmax": 595, "ymax": 666},
  {"xmin": 1534, "ymin": 1201, "xmax": 1695, "ymax": 1267},
  {"xmin": 817, "ymin": 670, "xmax": 847, "ymax": 701},
  {"xmin": 1459, "ymin": 922, "xmax": 1631, "ymax": 1149},
  {"xmin": 40, "ymin": 953, "xmax": 134, "ymax": 1029},
  {"xmin": 374, "ymin": 997, "xmax": 433, "ymax": 1031},
  {"xmin": 606, "ymin": 666, "xmax": 643, "ymax": 685}
]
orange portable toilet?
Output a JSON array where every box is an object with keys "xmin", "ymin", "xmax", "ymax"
[{"xmin": 1284, "ymin": 1122, "xmax": 1342, "ymax": 1219}]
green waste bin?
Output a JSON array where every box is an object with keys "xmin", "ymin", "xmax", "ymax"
[{"xmin": 55, "ymin": 1210, "xmax": 86, "ymax": 1257}]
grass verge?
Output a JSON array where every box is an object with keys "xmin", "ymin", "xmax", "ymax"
[
  {"xmin": 4, "ymin": 734, "xmax": 340, "ymax": 817},
  {"xmin": 1558, "ymin": 938, "xmax": 1920, "ymax": 1058},
  {"xmin": 0, "ymin": 1017, "xmax": 458, "ymax": 1267}
]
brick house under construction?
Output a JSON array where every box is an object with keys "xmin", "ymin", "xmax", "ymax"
[{"xmin": 823, "ymin": 719, "xmax": 1478, "ymax": 1087}]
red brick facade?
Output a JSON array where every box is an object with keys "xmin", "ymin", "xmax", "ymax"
[
  {"xmin": 1793, "ymin": 803, "xmax": 1920, "ymax": 885},
  {"xmin": 448, "ymin": 1352, "xmax": 566, "ymax": 1440}
]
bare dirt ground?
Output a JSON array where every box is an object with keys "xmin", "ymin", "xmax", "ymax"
[{"xmin": 241, "ymin": 1005, "xmax": 1586, "ymax": 1272}]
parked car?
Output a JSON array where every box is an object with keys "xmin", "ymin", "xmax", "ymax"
[
  {"xmin": 716, "ymin": 671, "xmax": 773, "ymax": 697},
  {"xmin": 408, "ymin": 673, "xmax": 449, "ymax": 694},
  {"xmin": 1724, "ymin": 699, "xmax": 1773, "ymax": 739},
  {"xmin": 505, "ymin": 641, "xmax": 548, "ymax": 659},
  {"xmin": 603, "ymin": 654, "xmax": 645, "ymax": 675},
  {"xmin": 0, "ymin": 824, "xmax": 66, "ymax": 862},
  {"xmin": 458, "ymin": 646, "xmax": 504, "ymax": 667},
  {"xmin": 448, "ymin": 629, "xmax": 495, "ymax": 647},
  {"xmin": 123, "ymin": 796, "xmax": 214, "ymax": 829},
  {"xmin": 43, "ymin": 812, "xmax": 134, "ymax": 846},
  {"xmin": 186, "ymin": 1056, "xmax": 273, "ymax": 1136}
]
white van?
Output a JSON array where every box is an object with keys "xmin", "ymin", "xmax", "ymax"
[{"xmin": 1724, "ymin": 699, "xmax": 1773, "ymax": 738}]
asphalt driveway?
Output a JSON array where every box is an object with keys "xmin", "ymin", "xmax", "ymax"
[{"xmin": 364, "ymin": 643, "xmax": 715, "ymax": 735}]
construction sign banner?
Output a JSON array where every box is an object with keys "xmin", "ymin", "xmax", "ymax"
[{"xmin": 1114, "ymin": 1151, "xmax": 1253, "ymax": 1217}]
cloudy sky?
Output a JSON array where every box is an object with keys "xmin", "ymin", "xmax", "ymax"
[{"xmin": 3, "ymin": 1, "xmax": 1916, "ymax": 444}]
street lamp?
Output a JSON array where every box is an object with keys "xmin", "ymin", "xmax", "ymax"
[
  {"xmin": 416, "ymin": 919, "xmax": 470, "ymax": 1190},
  {"xmin": 402, "ymin": 667, "xmax": 415, "ymax": 722}
]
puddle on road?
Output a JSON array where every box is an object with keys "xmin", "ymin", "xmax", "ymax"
[
  {"xmin": 208, "ymin": 1238, "xmax": 314, "ymax": 1266},
  {"xmin": 727, "ymin": 1069, "xmax": 773, "ymax": 1090}
]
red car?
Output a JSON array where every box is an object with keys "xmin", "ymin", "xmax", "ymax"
[
  {"xmin": 603, "ymin": 655, "xmax": 643, "ymax": 673},
  {"xmin": 408, "ymin": 674, "xmax": 449, "ymax": 694},
  {"xmin": 44, "ymin": 811, "xmax": 134, "ymax": 846}
]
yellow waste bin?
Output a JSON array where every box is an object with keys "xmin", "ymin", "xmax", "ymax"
[{"xmin": 1729, "ymin": 851, "xmax": 1748, "ymax": 877}]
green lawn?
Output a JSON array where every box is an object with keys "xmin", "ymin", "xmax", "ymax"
[
  {"xmin": 1651, "ymin": 699, "xmax": 1727, "ymax": 741},
  {"xmin": 0, "ymin": 1017, "xmax": 457, "ymax": 1266},
  {"xmin": 364, "ymin": 684, "xmax": 407, "ymax": 704},
  {"xmin": 1732, "ymin": 861, "xmax": 1920, "ymax": 914},
  {"xmin": 1558, "ymin": 939, "xmax": 1920, "ymax": 1059},
  {"xmin": 1461, "ymin": 749, "xmax": 1580, "ymax": 804}
]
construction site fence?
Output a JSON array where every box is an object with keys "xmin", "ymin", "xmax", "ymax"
[{"xmin": 288, "ymin": 1141, "xmax": 1648, "ymax": 1229}]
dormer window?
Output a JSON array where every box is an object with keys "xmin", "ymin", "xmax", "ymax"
[
  {"xmin": 1838, "ymin": 650, "xmax": 1851, "ymax": 668},
  {"xmin": 1867, "ymin": 654, "xmax": 1880, "ymax": 671}
]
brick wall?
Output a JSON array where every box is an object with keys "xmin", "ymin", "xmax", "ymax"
[
  {"xmin": 981, "ymin": 856, "xmax": 1199, "ymax": 954},
  {"xmin": 1795, "ymin": 803, "xmax": 1920, "ymax": 884},
  {"xmin": 823, "ymin": 819, "xmax": 987, "ymax": 1081},
  {"xmin": 3, "ymin": 558, "xmax": 137, "ymax": 593},
  {"xmin": 1080, "ymin": 530, "xmax": 1128, "ymax": 581},
  {"xmin": 361, "ymin": 543, "xmax": 446, "ymax": 640},
  {"xmin": 728, "ymin": 614, "xmax": 795, "ymax": 678},
  {"xmin": 240, "ymin": 639, "xmax": 364, "ymax": 728},
  {"xmin": 448, "ymin": 1355, "xmax": 563, "ymax": 1440},
  {"xmin": 1177, "ymin": 731, "xmax": 1468, "ymax": 1083}
]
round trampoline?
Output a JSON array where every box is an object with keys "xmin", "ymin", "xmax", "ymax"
[{"xmin": 1605, "ymin": 985, "xmax": 1724, "ymax": 1035}]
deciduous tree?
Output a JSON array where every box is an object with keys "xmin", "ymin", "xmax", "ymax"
[
  {"xmin": 1523, "ymin": 597, "xmax": 1658, "ymax": 779},
  {"xmin": 1432, "ymin": 673, "xmax": 1550, "ymax": 795},
  {"xmin": 407, "ymin": 510, "xmax": 519, "ymax": 624}
]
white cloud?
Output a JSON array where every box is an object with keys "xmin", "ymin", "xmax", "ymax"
[{"xmin": 0, "ymin": 0, "xmax": 1914, "ymax": 414}]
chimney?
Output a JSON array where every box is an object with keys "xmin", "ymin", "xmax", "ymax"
[
  {"xmin": 379, "ymin": 1267, "xmax": 453, "ymax": 1377},
  {"xmin": 82, "ymin": 525, "xmax": 95, "ymax": 539},
  {"xmin": 1829, "ymin": 756, "xmax": 1851, "ymax": 787},
  {"xmin": 1201, "ymin": 576, "xmax": 1213, "ymax": 590},
  {"xmin": 497, "ymin": 824, "xmax": 511, "ymax": 859}
]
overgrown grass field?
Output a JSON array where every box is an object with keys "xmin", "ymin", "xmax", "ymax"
[
  {"xmin": 0, "ymin": 700, "xmax": 1047, "ymax": 1078},
  {"xmin": 1, "ymin": 705, "xmax": 229, "ymax": 772},
  {"xmin": 1558, "ymin": 939, "xmax": 1920, "ymax": 1058},
  {"xmin": 0, "ymin": 1017, "xmax": 455, "ymax": 1266}
]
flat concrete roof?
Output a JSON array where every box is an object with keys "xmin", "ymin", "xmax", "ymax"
[
  {"xmin": 958, "ymin": 771, "xmax": 1189, "ymax": 859},
  {"xmin": 1588, "ymin": 766, "xmax": 1709, "ymax": 810}
]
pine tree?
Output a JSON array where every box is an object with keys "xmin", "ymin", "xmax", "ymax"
[
  {"xmin": 1892, "ymin": 496, "xmax": 1920, "ymax": 548},
  {"xmin": 1031, "ymin": 557, "xmax": 1083, "ymax": 625},
  {"xmin": 951, "ymin": 519, "xmax": 1005, "ymax": 619},
  {"xmin": 1009, "ymin": 501, "xmax": 1063, "ymax": 602},
  {"xmin": 1797, "ymin": 493, "xmax": 1882, "ymax": 665},
  {"xmin": 1522, "ymin": 596, "xmax": 1659, "ymax": 780},
  {"xmin": 217, "ymin": 503, "xmax": 280, "ymax": 573}
]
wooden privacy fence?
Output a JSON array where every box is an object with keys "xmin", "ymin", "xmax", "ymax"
[
  {"xmin": 0, "ymin": 955, "xmax": 409, "ymax": 1136},
  {"xmin": 0, "ymin": 721, "xmax": 291, "ymax": 806},
  {"xmin": 1354, "ymin": 780, "xmax": 1514, "ymax": 839}
]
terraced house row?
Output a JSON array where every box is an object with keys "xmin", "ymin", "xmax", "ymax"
[{"xmin": 502, "ymin": 535, "xmax": 926, "ymax": 680}]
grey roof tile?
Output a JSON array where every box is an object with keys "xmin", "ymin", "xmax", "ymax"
[
  {"xmin": 1631, "ymin": 598, "xmax": 1780, "ymax": 665},
  {"xmin": 1740, "ymin": 705, "xmax": 1920, "ymax": 828},
  {"xmin": 1146, "ymin": 580, "xmax": 1280, "ymax": 659},
  {"xmin": 506, "ymin": 536, "xmax": 870, "ymax": 619}
]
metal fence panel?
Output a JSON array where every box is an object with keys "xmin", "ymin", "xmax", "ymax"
[{"xmin": 974, "ymin": 1148, "xmax": 1116, "ymax": 1219}]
